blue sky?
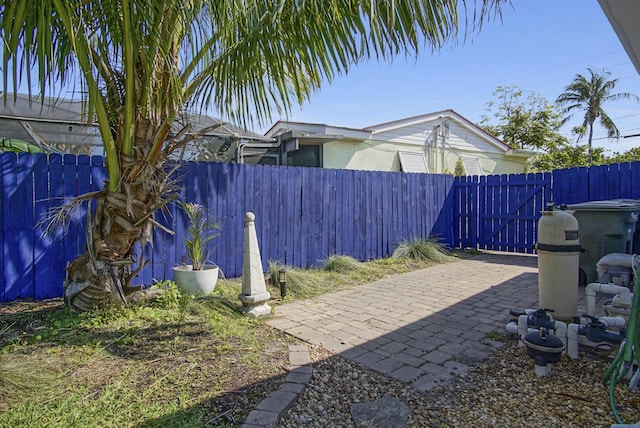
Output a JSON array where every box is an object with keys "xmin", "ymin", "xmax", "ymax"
[{"xmin": 265, "ymin": 0, "xmax": 640, "ymax": 155}]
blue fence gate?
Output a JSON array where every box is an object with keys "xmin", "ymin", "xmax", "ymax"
[
  {"xmin": 477, "ymin": 173, "xmax": 551, "ymax": 253},
  {"xmin": 453, "ymin": 173, "xmax": 552, "ymax": 253}
]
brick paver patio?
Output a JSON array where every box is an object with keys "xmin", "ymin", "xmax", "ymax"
[{"xmin": 266, "ymin": 253, "xmax": 594, "ymax": 392}]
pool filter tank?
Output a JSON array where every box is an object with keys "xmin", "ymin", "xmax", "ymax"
[{"xmin": 536, "ymin": 205, "xmax": 582, "ymax": 321}]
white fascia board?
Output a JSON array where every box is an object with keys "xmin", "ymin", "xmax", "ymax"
[
  {"xmin": 505, "ymin": 148, "xmax": 537, "ymax": 158},
  {"xmin": 367, "ymin": 112, "xmax": 446, "ymax": 133},
  {"xmin": 323, "ymin": 126, "xmax": 371, "ymax": 140},
  {"xmin": 598, "ymin": 0, "xmax": 640, "ymax": 76},
  {"xmin": 266, "ymin": 121, "xmax": 371, "ymax": 141}
]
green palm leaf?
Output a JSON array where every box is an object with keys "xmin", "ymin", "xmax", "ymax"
[{"xmin": 0, "ymin": 0, "xmax": 507, "ymax": 310}]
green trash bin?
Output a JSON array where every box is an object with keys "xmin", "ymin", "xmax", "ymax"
[{"xmin": 567, "ymin": 199, "xmax": 640, "ymax": 286}]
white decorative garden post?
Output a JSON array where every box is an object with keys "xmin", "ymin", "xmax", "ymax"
[{"xmin": 238, "ymin": 212, "xmax": 271, "ymax": 317}]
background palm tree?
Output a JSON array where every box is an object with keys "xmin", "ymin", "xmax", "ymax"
[
  {"xmin": 1, "ymin": 0, "xmax": 507, "ymax": 311},
  {"xmin": 556, "ymin": 68, "xmax": 639, "ymax": 164}
]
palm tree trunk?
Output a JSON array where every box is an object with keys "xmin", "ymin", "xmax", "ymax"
[
  {"xmin": 64, "ymin": 158, "xmax": 176, "ymax": 312},
  {"xmin": 63, "ymin": 189, "xmax": 146, "ymax": 311},
  {"xmin": 587, "ymin": 121, "xmax": 595, "ymax": 165}
]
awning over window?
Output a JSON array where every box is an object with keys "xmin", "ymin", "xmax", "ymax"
[
  {"xmin": 462, "ymin": 157, "xmax": 484, "ymax": 176},
  {"xmin": 398, "ymin": 151, "xmax": 429, "ymax": 173}
]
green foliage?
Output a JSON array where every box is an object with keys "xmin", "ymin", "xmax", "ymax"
[
  {"xmin": 1, "ymin": 254, "xmax": 467, "ymax": 425},
  {"xmin": 480, "ymin": 83, "xmax": 640, "ymax": 171},
  {"xmin": 454, "ymin": 158, "xmax": 466, "ymax": 177},
  {"xmin": 179, "ymin": 202, "xmax": 221, "ymax": 270},
  {"xmin": 480, "ymin": 85, "xmax": 568, "ymax": 151},
  {"xmin": 1, "ymin": 306, "xmax": 84, "ymax": 350},
  {"xmin": 150, "ymin": 279, "xmax": 190, "ymax": 310},
  {"xmin": 0, "ymin": 138, "xmax": 52, "ymax": 154},
  {"xmin": 0, "ymin": 292, "xmax": 279, "ymax": 426},
  {"xmin": 484, "ymin": 330, "xmax": 507, "ymax": 342},
  {"xmin": 528, "ymin": 143, "xmax": 608, "ymax": 172},
  {"xmin": 392, "ymin": 238, "xmax": 453, "ymax": 263},
  {"xmin": 189, "ymin": 298, "xmax": 252, "ymax": 339},
  {"xmin": 608, "ymin": 147, "xmax": 640, "ymax": 164},
  {"xmin": 2, "ymin": 0, "xmax": 509, "ymax": 314},
  {"xmin": 0, "ymin": 0, "xmax": 502, "ymax": 155},
  {"xmin": 266, "ymin": 260, "xmax": 286, "ymax": 289},
  {"xmin": 266, "ymin": 255, "xmax": 432, "ymax": 300}
]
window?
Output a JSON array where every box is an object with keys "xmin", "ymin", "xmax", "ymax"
[
  {"xmin": 461, "ymin": 157, "xmax": 484, "ymax": 176},
  {"xmin": 287, "ymin": 144, "xmax": 322, "ymax": 167},
  {"xmin": 398, "ymin": 151, "xmax": 429, "ymax": 173}
]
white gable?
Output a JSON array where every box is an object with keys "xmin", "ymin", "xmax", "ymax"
[{"xmin": 367, "ymin": 110, "xmax": 510, "ymax": 154}]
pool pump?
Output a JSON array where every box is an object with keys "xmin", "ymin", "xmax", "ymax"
[
  {"xmin": 506, "ymin": 308, "xmax": 568, "ymax": 350},
  {"xmin": 523, "ymin": 328, "xmax": 565, "ymax": 377}
]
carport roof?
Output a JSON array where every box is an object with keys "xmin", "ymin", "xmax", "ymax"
[{"xmin": 0, "ymin": 93, "xmax": 264, "ymax": 147}]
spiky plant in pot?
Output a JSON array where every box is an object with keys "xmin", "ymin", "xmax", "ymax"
[{"xmin": 180, "ymin": 202, "xmax": 220, "ymax": 270}]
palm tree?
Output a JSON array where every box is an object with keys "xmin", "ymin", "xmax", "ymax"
[
  {"xmin": 556, "ymin": 68, "xmax": 638, "ymax": 164},
  {"xmin": 1, "ymin": 0, "xmax": 506, "ymax": 311}
]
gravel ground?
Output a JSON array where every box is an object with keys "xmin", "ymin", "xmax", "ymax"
[{"xmin": 279, "ymin": 338, "xmax": 640, "ymax": 427}]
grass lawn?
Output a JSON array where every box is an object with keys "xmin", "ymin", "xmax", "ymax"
[{"xmin": 0, "ymin": 248, "xmax": 456, "ymax": 427}]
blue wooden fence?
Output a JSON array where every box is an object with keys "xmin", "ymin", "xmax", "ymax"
[
  {"xmin": 0, "ymin": 152, "xmax": 454, "ymax": 301},
  {"xmin": 552, "ymin": 162, "xmax": 640, "ymax": 204},
  {"xmin": 453, "ymin": 161, "xmax": 640, "ymax": 252},
  {"xmin": 3, "ymin": 152, "xmax": 639, "ymax": 302}
]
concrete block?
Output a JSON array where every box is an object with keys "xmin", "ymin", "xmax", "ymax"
[
  {"xmin": 243, "ymin": 410, "xmax": 279, "ymax": 427},
  {"xmin": 255, "ymin": 390, "xmax": 298, "ymax": 417}
]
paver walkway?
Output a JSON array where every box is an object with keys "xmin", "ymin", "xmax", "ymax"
[{"xmin": 266, "ymin": 253, "xmax": 594, "ymax": 392}]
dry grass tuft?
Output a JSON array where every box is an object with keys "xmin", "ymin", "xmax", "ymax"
[{"xmin": 392, "ymin": 238, "xmax": 453, "ymax": 263}]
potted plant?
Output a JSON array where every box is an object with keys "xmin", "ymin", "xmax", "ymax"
[{"xmin": 172, "ymin": 201, "xmax": 221, "ymax": 295}]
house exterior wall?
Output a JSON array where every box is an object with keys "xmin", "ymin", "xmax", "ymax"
[
  {"xmin": 322, "ymin": 120, "xmax": 528, "ymax": 175},
  {"xmin": 323, "ymin": 140, "xmax": 402, "ymax": 171},
  {"xmin": 443, "ymin": 149, "xmax": 527, "ymax": 175}
]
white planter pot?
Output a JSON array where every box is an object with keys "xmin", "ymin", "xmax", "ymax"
[{"xmin": 172, "ymin": 264, "xmax": 219, "ymax": 295}]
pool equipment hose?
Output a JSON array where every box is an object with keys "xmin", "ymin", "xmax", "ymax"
[{"xmin": 603, "ymin": 255, "xmax": 640, "ymax": 424}]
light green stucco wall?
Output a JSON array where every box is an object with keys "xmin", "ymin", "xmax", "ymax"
[
  {"xmin": 443, "ymin": 150, "xmax": 527, "ymax": 175},
  {"xmin": 322, "ymin": 140, "xmax": 528, "ymax": 175},
  {"xmin": 323, "ymin": 140, "xmax": 403, "ymax": 171}
]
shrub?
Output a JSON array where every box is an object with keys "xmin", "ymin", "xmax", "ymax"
[{"xmin": 454, "ymin": 158, "xmax": 466, "ymax": 176}]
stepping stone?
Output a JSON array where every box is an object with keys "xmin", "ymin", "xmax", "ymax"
[{"xmin": 350, "ymin": 396, "xmax": 410, "ymax": 428}]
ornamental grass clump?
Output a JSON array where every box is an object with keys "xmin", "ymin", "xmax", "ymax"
[
  {"xmin": 322, "ymin": 254, "xmax": 363, "ymax": 273},
  {"xmin": 267, "ymin": 260, "xmax": 327, "ymax": 299},
  {"xmin": 179, "ymin": 202, "xmax": 221, "ymax": 270},
  {"xmin": 392, "ymin": 238, "xmax": 453, "ymax": 263}
]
